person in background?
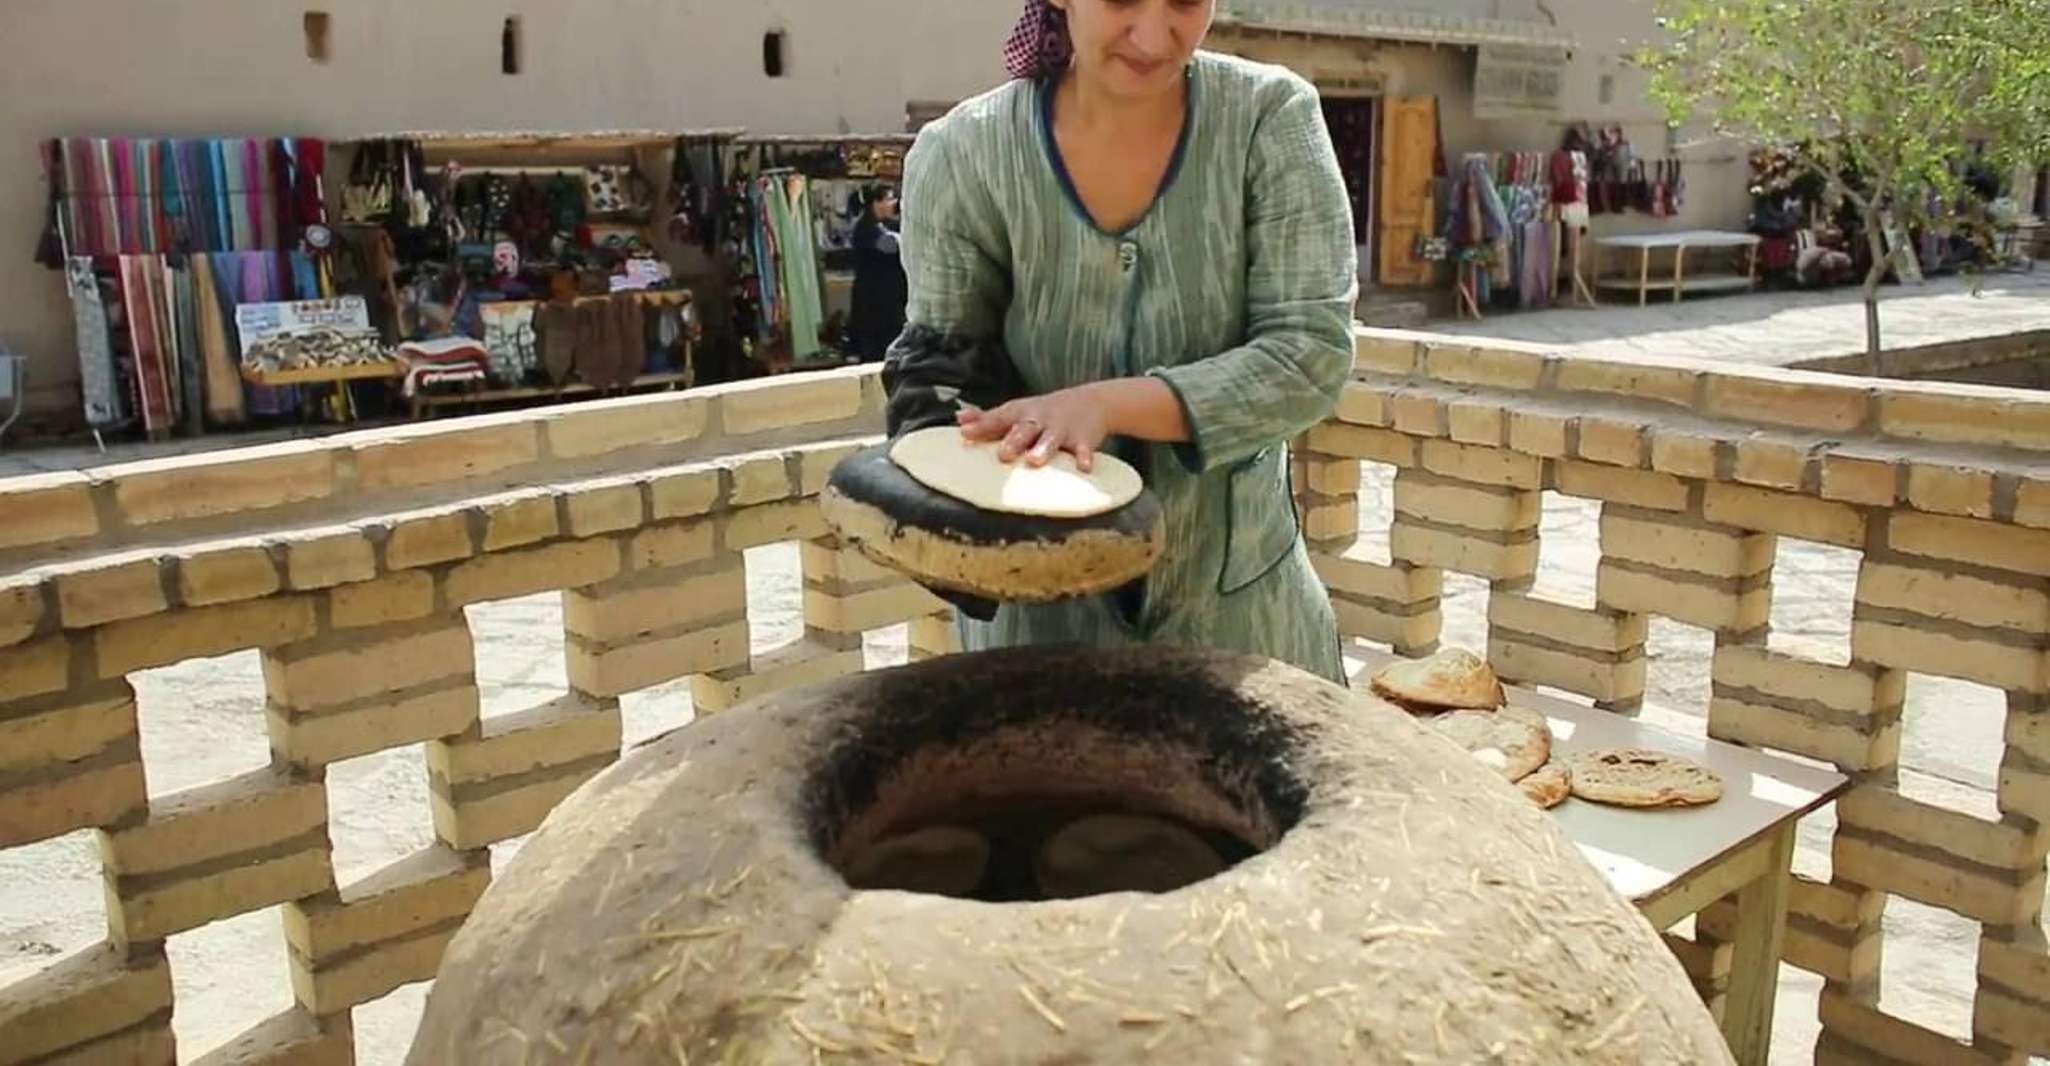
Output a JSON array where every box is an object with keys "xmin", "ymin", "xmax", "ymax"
[
  {"xmin": 880, "ymin": 0, "xmax": 1358, "ymax": 682},
  {"xmin": 847, "ymin": 185, "xmax": 908, "ymax": 362}
]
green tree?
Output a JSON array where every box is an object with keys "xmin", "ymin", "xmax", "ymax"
[{"xmin": 1640, "ymin": 0, "xmax": 2050, "ymax": 354}]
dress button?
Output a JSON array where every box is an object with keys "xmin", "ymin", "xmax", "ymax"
[{"xmin": 1117, "ymin": 241, "xmax": 1140, "ymax": 270}]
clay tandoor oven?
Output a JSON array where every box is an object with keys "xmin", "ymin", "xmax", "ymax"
[{"xmin": 410, "ymin": 646, "xmax": 1731, "ymax": 1064}]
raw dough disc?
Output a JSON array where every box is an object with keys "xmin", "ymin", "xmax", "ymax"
[
  {"xmin": 1035, "ymin": 813, "xmax": 1227, "ymax": 900},
  {"xmin": 1519, "ymin": 761, "xmax": 1572, "ymax": 810},
  {"xmin": 1418, "ymin": 703, "xmax": 1552, "ymax": 782},
  {"xmin": 889, "ymin": 426, "xmax": 1144, "ymax": 519},
  {"xmin": 1370, "ymin": 647, "xmax": 1506, "ymax": 711},
  {"xmin": 1567, "ymin": 748, "xmax": 1724, "ymax": 809},
  {"xmin": 842, "ymin": 825, "xmax": 991, "ymax": 896}
]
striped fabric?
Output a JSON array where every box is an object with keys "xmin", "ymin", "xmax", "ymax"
[{"xmin": 889, "ymin": 51, "xmax": 1359, "ymax": 682}]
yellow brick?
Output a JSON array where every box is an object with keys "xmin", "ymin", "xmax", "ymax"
[
  {"xmin": 0, "ymin": 745, "xmax": 146, "ymax": 849},
  {"xmin": 1353, "ymin": 330, "xmax": 1422, "ymax": 373},
  {"xmin": 1905, "ymin": 463, "xmax": 1996, "ymax": 519},
  {"xmin": 1333, "ymin": 384, "xmax": 1388, "ymax": 426},
  {"xmin": 1596, "ymin": 562, "xmax": 1771, "ymax": 633},
  {"xmin": 328, "ymin": 572, "xmax": 436, "ymax": 629},
  {"xmin": 1857, "ymin": 562, "xmax": 2050, "ymax": 632},
  {"xmin": 798, "ymin": 441, "xmax": 869, "ymax": 495},
  {"xmin": 722, "ymin": 498, "xmax": 828, "ymax": 551},
  {"xmin": 561, "ymin": 477, "xmax": 645, "ymax": 537},
  {"xmin": 1600, "ymin": 510, "xmax": 1774, "ymax": 578},
  {"xmin": 542, "ymin": 392, "xmax": 711, "ymax": 460},
  {"xmin": 1712, "ymin": 644, "xmax": 1901, "ymax": 716},
  {"xmin": 383, "ymin": 509, "xmax": 474, "ymax": 569},
  {"xmin": 1392, "ymin": 472, "xmax": 1536, "ymax": 531},
  {"xmin": 1554, "ymin": 358, "xmax": 1699, "ymax": 408},
  {"xmin": 1820, "ymin": 453, "xmax": 1900, "ymax": 507},
  {"xmin": 1302, "ymin": 456, "xmax": 1362, "ymax": 496},
  {"xmin": 1313, "ymin": 545, "xmax": 1443, "ymax": 604},
  {"xmin": 476, "ymin": 490, "xmax": 559, "ymax": 551},
  {"xmin": 1706, "ymin": 372, "xmax": 1871, "ymax": 432},
  {"xmin": 96, "ymin": 597, "xmax": 318, "ymax": 677},
  {"xmin": 106, "ymin": 444, "xmax": 336, "ymax": 526},
  {"xmin": 719, "ymin": 371, "xmax": 863, "ymax": 435},
  {"xmin": 429, "ymin": 765, "xmax": 603, "ymax": 852},
  {"xmin": 1977, "ymin": 936, "xmax": 2050, "ymax": 1010},
  {"xmin": 1389, "ymin": 392, "xmax": 1445, "ymax": 437},
  {"xmin": 1817, "ymin": 995, "xmax": 1995, "ymax": 1066},
  {"xmin": 428, "ymin": 694, "xmax": 621, "ymax": 787},
  {"xmin": 1839, "ymin": 786, "xmax": 2049, "ymax": 871},
  {"xmin": 1575, "ymin": 417, "xmax": 1647, "ymax": 467},
  {"xmin": 1708, "ymin": 697, "xmax": 1900, "ymax": 771},
  {"xmin": 628, "ymin": 521, "xmax": 717, "ymax": 571},
  {"xmin": 281, "ymin": 529, "xmax": 377, "ymax": 591},
  {"xmin": 647, "ymin": 466, "xmax": 722, "ymax": 520},
  {"xmin": 292, "ymin": 921, "xmax": 461, "ymax": 1017},
  {"xmin": 724, "ymin": 452, "xmax": 794, "ymax": 507},
  {"xmin": 1419, "ymin": 440, "xmax": 1542, "ymax": 489},
  {"xmin": 0, "ymin": 472, "xmax": 99, "ymax": 550},
  {"xmin": 1701, "ymin": 483, "xmax": 1865, "ymax": 548},
  {"xmin": 100, "ymin": 770, "xmax": 323, "ymax": 877},
  {"xmin": 1390, "ymin": 520, "xmax": 1538, "ymax": 582},
  {"xmin": 262, "ymin": 620, "xmax": 474, "ymax": 711},
  {"xmin": 1832, "ymin": 831, "xmax": 2045, "ymax": 926},
  {"xmin": 1649, "ymin": 430, "xmax": 1722, "ymax": 480},
  {"xmin": 1445, "ymin": 401, "xmax": 1505, "ymax": 446},
  {"xmin": 1305, "ymin": 424, "xmax": 1417, "ymax": 466},
  {"xmin": 350, "ymin": 421, "xmax": 541, "ymax": 492},
  {"xmin": 1333, "ymin": 598, "xmax": 1442, "ymax": 651},
  {"xmin": 188, "ymin": 1009, "xmax": 352, "ymax": 1066},
  {"xmin": 566, "ymin": 619, "xmax": 750, "ymax": 698},
  {"xmin": 801, "ymin": 539, "xmax": 901, "ymax": 589},
  {"xmin": 1878, "ymin": 387, "xmax": 2050, "ymax": 451},
  {"xmin": 1423, "ymin": 342, "xmax": 1546, "ymax": 390},
  {"xmin": 1488, "ymin": 592, "xmax": 1645, "ymax": 652},
  {"xmin": 1733, "ymin": 435, "xmax": 1811, "ymax": 490},
  {"xmin": 2001, "ymin": 761, "xmax": 2050, "ymax": 824},
  {"xmin": 1489, "ymin": 638, "xmax": 1644, "ymax": 702},
  {"xmin": 1887, "ymin": 512, "xmax": 2050, "ymax": 578},
  {"xmin": 0, "ymin": 684, "xmax": 135, "ymax": 774},
  {"xmin": 0, "ymin": 576, "xmax": 43, "ymax": 648},
  {"xmin": 803, "ymin": 583, "xmax": 946, "ymax": 634},
  {"xmin": 564, "ymin": 567, "xmax": 745, "ymax": 644},
  {"xmin": 1973, "ymin": 985, "xmax": 2050, "ymax": 1052},
  {"xmin": 2011, "ymin": 707, "xmax": 2050, "ymax": 765},
  {"xmin": 1554, "ymin": 460, "xmax": 1688, "ymax": 511},
  {"xmin": 55, "ymin": 555, "xmax": 167, "ymax": 628},
  {"xmin": 908, "ymin": 614, "xmax": 962, "ymax": 660},
  {"xmin": 2013, "ymin": 476, "xmax": 2050, "ymax": 530},
  {"xmin": 1507, "ymin": 410, "xmax": 1572, "ymax": 458},
  {"xmin": 111, "ymin": 845, "xmax": 334, "ymax": 946},
  {"xmin": 0, "ymin": 944, "xmax": 171, "ymax": 1065},
  {"xmin": 691, "ymin": 639, "xmax": 863, "ymax": 714},
  {"xmin": 176, "ymin": 543, "xmax": 281, "ymax": 607},
  {"xmin": 1852, "ymin": 618, "xmax": 2049, "ymax": 692},
  {"xmin": 444, "ymin": 539, "xmax": 621, "ymax": 607},
  {"xmin": 267, "ymin": 684, "xmax": 479, "ymax": 768},
  {"xmin": 1, "ymin": 635, "xmax": 72, "ymax": 702},
  {"xmin": 284, "ymin": 850, "xmax": 488, "ymax": 1016},
  {"xmin": 1303, "ymin": 498, "xmax": 1360, "ymax": 542},
  {"xmin": 1792, "ymin": 874, "xmax": 1886, "ymax": 932}
]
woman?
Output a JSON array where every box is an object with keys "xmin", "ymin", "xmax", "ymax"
[
  {"xmin": 847, "ymin": 185, "xmax": 909, "ymax": 362},
  {"xmin": 882, "ymin": 0, "xmax": 1358, "ymax": 682}
]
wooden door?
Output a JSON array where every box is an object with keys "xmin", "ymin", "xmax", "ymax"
[{"xmin": 1377, "ymin": 96, "xmax": 1438, "ymax": 286}]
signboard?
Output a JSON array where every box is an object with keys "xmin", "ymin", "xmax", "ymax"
[
  {"xmin": 234, "ymin": 297, "xmax": 374, "ymax": 359},
  {"xmin": 1474, "ymin": 44, "xmax": 1569, "ymax": 121}
]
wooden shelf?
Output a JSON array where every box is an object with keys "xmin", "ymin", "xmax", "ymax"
[{"xmin": 240, "ymin": 362, "xmax": 403, "ymax": 387}]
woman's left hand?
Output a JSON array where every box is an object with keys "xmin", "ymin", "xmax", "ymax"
[{"xmin": 959, "ymin": 385, "xmax": 1113, "ymax": 471}]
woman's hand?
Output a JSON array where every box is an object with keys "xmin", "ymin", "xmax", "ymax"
[
  {"xmin": 958, "ymin": 385, "xmax": 1113, "ymax": 471},
  {"xmin": 957, "ymin": 378, "xmax": 1191, "ymax": 471}
]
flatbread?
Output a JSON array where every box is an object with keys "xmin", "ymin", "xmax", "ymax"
[
  {"xmin": 1370, "ymin": 648, "xmax": 1505, "ymax": 711},
  {"xmin": 1036, "ymin": 813, "xmax": 1227, "ymax": 899},
  {"xmin": 1567, "ymin": 748, "xmax": 1724, "ymax": 809},
  {"xmin": 888, "ymin": 426, "xmax": 1144, "ymax": 519},
  {"xmin": 842, "ymin": 825, "xmax": 990, "ymax": 896},
  {"xmin": 1519, "ymin": 761, "xmax": 1572, "ymax": 810},
  {"xmin": 1419, "ymin": 703, "xmax": 1551, "ymax": 782}
]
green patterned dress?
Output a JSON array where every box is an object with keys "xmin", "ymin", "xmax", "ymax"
[{"xmin": 882, "ymin": 51, "xmax": 1359, "ymax": 682}]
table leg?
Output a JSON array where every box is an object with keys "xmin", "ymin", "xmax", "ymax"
[
  {"xmin": 1719, "ymin": 823, "xmax": 1796, "ymax": 1066},
  {"xmin": 1639, "ymin": 248, "xmax": 1651, "ymax": 306}
]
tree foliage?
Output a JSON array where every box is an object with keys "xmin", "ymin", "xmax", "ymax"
[{"xmin": 1639, "ymin": 0, "xmax": 2050, "ymax": 352}]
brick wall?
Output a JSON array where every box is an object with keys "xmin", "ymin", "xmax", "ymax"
[{"xmin": 3, "ymin": 333, "xmax": 2048, "ymax": 1062}]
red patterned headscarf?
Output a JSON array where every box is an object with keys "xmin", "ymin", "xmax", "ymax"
[{"xmin": 1003, "ymin": 0, "xmax": 1073, "ymax": 81}]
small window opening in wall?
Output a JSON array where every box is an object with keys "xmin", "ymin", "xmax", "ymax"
[
  {"xmin": 502, "ymin": 16, "xmax": 523, "ymax": 75},
  {"xmin": 763, "ymin": 31, "xmax": 787, "ymax": 78},
  {"xmin": 1598, "ymin": 73, "xmax": 1615, "ymax": 106},
  {"xmin": 303, "ymin": 11, "xmax": 332, "ymax": 63}
]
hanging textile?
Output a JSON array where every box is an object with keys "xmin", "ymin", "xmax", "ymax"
[
  {"xmin": 66, "ymin": 257, "xmax": 126, "ymax": 428},
  {"xmin": 190, "ymin": 254, "xmax": 247, "ymax": 425},
  {"xmin": 118, "ymin": 256, "xmax": 173, "ymax": 432}
]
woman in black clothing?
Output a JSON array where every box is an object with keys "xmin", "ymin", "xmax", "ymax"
[{"xmin": 847, "ymin": 185, "xmax": 908, "ymax": 362}]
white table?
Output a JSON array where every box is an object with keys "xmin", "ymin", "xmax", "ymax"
[
  {"xmin": 1594, "ymin": 230, "xmax": 1763, "ymax": 306},
  {"xmin": 1351, "ymin": 648, "xmax": 1848, "ymax": 1066}
]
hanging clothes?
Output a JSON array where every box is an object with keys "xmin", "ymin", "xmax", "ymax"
[
  {"xmin": 66, "ymin": 257, "xmax": 126, "ymax": 428},
  {"xmin": 773, "ymin": 174, "xmax": 825, "ymax": 361},
  {"xmin": 190, "ymin": 254, "xmax": 247, "ymax": 425}
]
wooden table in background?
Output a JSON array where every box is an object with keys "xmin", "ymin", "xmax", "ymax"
[
  {"xmin": 1351, "ymin": 647, "xmax": 1849, "ymax": 1066},
  {"xmin": 1595, "ymin": 231, "xmax": 1763, "ymax": 307},
  {"xmin": 241, "ymin": 361, "xmax": 405, "ymax": 424}
]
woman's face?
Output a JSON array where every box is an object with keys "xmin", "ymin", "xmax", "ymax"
[{"xmin": 1055, "ymin": 0, "xmax": 1213, "ymax": 99}]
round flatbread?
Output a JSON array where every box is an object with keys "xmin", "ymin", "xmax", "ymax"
[
  {"xmin": 1567, "ymin": 748, "xmax": 1723, "ymax": 809},
  {"xmin": 1370, "ymin": 648, "xmax": 1506, "ymax": 711},
  {"xmin": 1036, "ymin": 813, "xmax": 1227, "ymax": 900},
  {"xmin": 842, "ymin": 825, "xmax": 991, "ymax": 896},
  {"xmin": 1419, "ymin": 703, "xmax": 1551, "ymax": 782},
  {"xmin": 888, "ymin": 425, "xmax": 1144, "ymax": 519},
  {"xmin": 1519, "ymin": 761, "xmax": 1572, "ymax": 810}
]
